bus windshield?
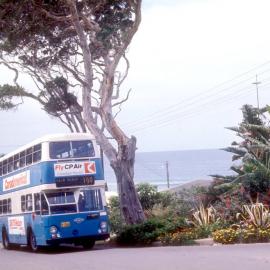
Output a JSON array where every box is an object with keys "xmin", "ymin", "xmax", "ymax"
[
  {"xmin": 49, "ymin": 140, "xmax": 95, "ymax": 159},
  {"xmin": 44, "ymin": 189, "xmax": 103, "ymax": 215},
  {"xmin": 78, "ymin": 189, "xmax": 103, "ymax": 212},
  {"xmin": 45, "ymin": 191, "xmax": 77, "ymax": 214}
]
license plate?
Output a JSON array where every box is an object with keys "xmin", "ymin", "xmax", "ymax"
[{"xmin": 61, "ymin": 221, "xmax": 71, "ymax": 228}]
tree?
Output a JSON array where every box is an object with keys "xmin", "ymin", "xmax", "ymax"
[
  {"xmin": 213, "ymin": 104, "xmax": 270, "ymax": 203},
  {"xmin": 0, "ymin": 0, "xmax": 145, "ymax": 224}
]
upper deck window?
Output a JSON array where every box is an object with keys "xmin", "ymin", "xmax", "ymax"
[
  {"xmin": 49, "ymin": 140, "xmax": 95, "ymax": 159},
  {"xmin": 0, "ymin": 143, "xmax": 41, "ymax": 176}
]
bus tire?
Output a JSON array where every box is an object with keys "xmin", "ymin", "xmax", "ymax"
[
  {"xmin": 2, "ymin": 228, "xmax": 11, "ymax": 250},
  {"xmin": 28, "ymin": 229, "xmax": 39, "ymax": 252},
  {"xmin": 82, "ymin": 239, "xmax": 95, "ymax": 250}
]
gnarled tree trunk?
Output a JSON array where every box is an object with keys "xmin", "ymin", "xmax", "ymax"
[{"xmin": 111, "ymin": 137, "xmax": 145, "ymax": 224}]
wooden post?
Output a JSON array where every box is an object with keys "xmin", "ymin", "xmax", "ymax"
[{"xmin": 166, "ymin": 161, "xmax": 170, "ymax": 189}]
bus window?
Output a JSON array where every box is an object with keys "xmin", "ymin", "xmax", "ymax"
[
  {"xmin": 78, "ymin": 189, "xmax": 103, "ymax": 212},
  {"xmin": 7, "ymin": 198, "xmax": 11, "ymax": 213},
  {"xmin": 46, "ymin": 192, "xmax": 75, "ymax": 205},
  {"xmin": 26, "ymin": 194, "xmax": 33, "ymax": 211},
  {"xmin": 26, "ymin": 147, "xmax": 33, "ymax": 165},
  {"xmin": 50, "ymin": 141, "xmax": 71, "ymax": 159},
  {"xmin": 41, "ymin": 193, "xmax": 49, "ymax": 215},
  {"xmin": 19, "ymin": 151, "xmax": 26, "ymax": 168},
  {"xmin": 50, "ymin": 204, "xmax": 77, "ymax": 214},
  {"xmin": 3, "ymin": 199, "xmax": 7, "ymax": 214},
  {"xmin": 72, "ymin": 140, "xmax": 95, "ymax": 158},
  {"xmin": 7, "ymin": 156, "xmax": 13, "ymax": 173},
  {"xmin": 49, "ymin": 140, "xmax": 95, "ymax": 159},
  {"xmin": 14, "ymin": 154, "xmax": 20, "ymax": 170},
  {"xmin": 45, "ymin": 192, "xmax": 77, "ymax": 215},
  {"xmin": 21, "ymin": 195, "xmax": 26, "ymax": 212},
  {"xmin": 2, "ymin": 160, "xmax": 7, "ymax": 175},
  {"xmin": 33, "ymin": 144, "xmax": 41, "ymax": 163},
  {"xmin": 34, "ymin": 193, "xmax": 41, "ymax": 214}
]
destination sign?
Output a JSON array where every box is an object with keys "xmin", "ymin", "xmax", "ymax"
[{"xmin": 55, "ymin": 175, "xmax": 95, "ymax": 187}]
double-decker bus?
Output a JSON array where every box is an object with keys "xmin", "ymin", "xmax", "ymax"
[{"xmin": 0, "ymin": 133, "xmax": 109, "ymax": 251}]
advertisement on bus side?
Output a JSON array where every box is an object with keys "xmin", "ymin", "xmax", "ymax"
[
  {"xmin": 8, "ymin": 216, "xmax": 26, "ymax": 235},
  {"xmin": 3, "ymin": 170, "xmax": 30, "ymax": 192},
  {"xmin": 54, "ymin": 161, "xmax": 96, "ymax": 177}
]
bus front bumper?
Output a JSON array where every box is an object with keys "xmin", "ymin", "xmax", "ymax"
[{"xmin": 46, "ymin": 233, "xmax": 110, "ymax": 245}]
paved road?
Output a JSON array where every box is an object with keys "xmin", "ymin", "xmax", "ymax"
[{"xmin": 1, "ymin": 243, "xmax": 270, "ymax": 270}]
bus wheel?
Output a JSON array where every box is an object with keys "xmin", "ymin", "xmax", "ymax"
[
  {"xmin": 82, "ymin": 239, "xmax": 95, "ymax": 250},
  {"xmin": 28, "ymin": 230, "xmax": 39, "ymax": 252},
  {"xmin": 2, "ymin": 229, "xmax": 11, "ymax": 250}
]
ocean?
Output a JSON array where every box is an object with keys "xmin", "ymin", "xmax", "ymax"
[{"xmin": 104, "ymin": 149, "xmax": 235, "ymax": 191}]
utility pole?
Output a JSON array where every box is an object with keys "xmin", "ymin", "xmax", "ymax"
[
  {"xmin": 166, "ymin": 161, "xmax": 170, "ymax": 189},
  {"xmin": 252, "ymin": 74, "xmax": 261, "ymax": 112}
]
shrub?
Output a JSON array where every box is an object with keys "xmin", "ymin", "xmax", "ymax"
[
  {"xmin": 240, "ymin": 226, "xmax": 270, "ymax": 243},
  {"xmin": 136, "ymin": 183, "xmax": 173, "ymax": 211},
  {"xmin": 116, "ymin": 219, "xmax": 165, "ymax": 245},
  {"xmin": 159, "ymin": 229, "xmax": 197, "ymax": 246},
  {"xmin": 192, "ymin": 204, "xmax": 219, "ymax": 227},
  {"xmin": 237, "ymin": 202, "xmax": 270, "ymax": 229},
  {"xmin": 213, "ymin": 228, "xmax": 239, "ymax": 244},
  {"xmin": 107, "ymin": 196, "xmax": 124, "ymax": 234},
  {"xmin": 189, "ymin": 203, "xmax": 221, "ymax": 238},
  {"xmin": 213, "ymin": 226, "xmax": 270, "ymax": 244},
  {"xmin": 116, "ymin": 216, "xmax": 190, "ymax": 246}
]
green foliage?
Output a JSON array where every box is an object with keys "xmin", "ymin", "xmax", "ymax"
[
  {"xmin": 213, "ymin": 228, "xmax": 239, "ymax": 244},
  {"xmin": 191, "ymin": 204, "xmax": 219, "ymax": 227},
  {"xmin": 214, "ymin": 104, "xmax": 270, "ymax": 201},
  {"xmin": 136, "ymin": 183, "xmax": 173, "ymax": 211},
  {"xmin": 107, "ymin": 196, "xmax": 124, "ymax": 234},
  {"xmin": 237, "ymin": 203, "xmax": 270, "ymax": 229},
  {"xmin": 213, "ymin": 226, "xmax": 270, "ymax": 244},
  {"xmin": 116, "ymin": 219, "xmax": 165, "ymax": 245},
  {"xmin": 0, "ymin": 1, "xmax": 135, "ymax": 62},
  {"xmin": 0, "ymin": 84, "xmax": 25, "ymax": 110},
  {"xmin": 43, "ymin": 77, "xmax": 78, "ymax": 116},
  {"xmin": 159, "ymin": 229, "xmax": 197, "ymax": 246},
  {"xmin": 136, "ymin": 183, "xmax": 160, "ymax": 210},
  {"xmin": 116, "ymin": 215, "xmax": 190, "ymax": 246},
  {"xmin": 189, "ymin": 203, "xmax": 223, "ymax": 238}
]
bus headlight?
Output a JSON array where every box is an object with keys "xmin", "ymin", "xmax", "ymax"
[
  {"xmin": 100, "ymin": 221, "xmax": 107, "ymax": 233},
  {"xmin": 49, "ymin": 226, "xmax": 58, "ymax": 234}
]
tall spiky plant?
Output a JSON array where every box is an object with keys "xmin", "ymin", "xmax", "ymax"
[
  {"xmin": 237, "ymin": 202, "xmax": 270, "ymax": 229},
  {"xmin": 214, "ymin": 104, "xmax": 270, "ymax": 202},
  {"xmin": 192, "ymin": 203, "xmax": 219, "ymax": 227}
]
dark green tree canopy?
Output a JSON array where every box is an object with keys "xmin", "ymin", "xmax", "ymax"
[{"xmin": 0, "ymin": 0, "xmax": 134, "ymax": 62}]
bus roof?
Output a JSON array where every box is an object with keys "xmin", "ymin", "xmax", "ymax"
[{"xmin": 0, "ymin": 133, "xmax": 96, "ymax": 161}]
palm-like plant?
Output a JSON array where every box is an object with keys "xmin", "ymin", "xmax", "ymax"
[
  {"xmin": 192, "ymin": 204, "xmax": 219, "ymax": 227},
  {"xmin": 214, "ymin": 104, "xmax": 270, "ymax": 201},
  {"xmin": 237, "ymin": 202, "xmax": 270, "ymax": 229}
]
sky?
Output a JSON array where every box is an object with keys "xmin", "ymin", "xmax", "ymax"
[{"xmin": 1, "ymin": 0, "xmax": 270, "ymax": 153}]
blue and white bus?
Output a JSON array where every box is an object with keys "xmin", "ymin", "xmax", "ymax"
[{"xmin": 0, "ymin": 133, "xmax": 109, "ymax": 251}]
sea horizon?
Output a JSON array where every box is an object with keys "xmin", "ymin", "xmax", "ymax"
[{"xmin": 104, "ymin": 148, "xmax": 235, "ymax": 192}]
